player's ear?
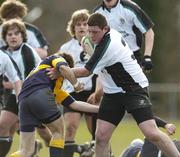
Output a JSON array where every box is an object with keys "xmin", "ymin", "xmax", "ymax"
[{"xmin": 103, "ymin": 26, "xmax": 109, "ymax": 32}]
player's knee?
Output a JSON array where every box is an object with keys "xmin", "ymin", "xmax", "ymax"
[
  {"xmin": 0, "ymin": 123, "xmax": 10, "ymax": 134},
  {"xmin": 144, "ymin": 130, "xmax": 161, "ymax": 142},
  {"xmin": 96, "ymin": 130, "xmax": 109, "ymax": 145},
  {"xmin": 66, "ymin": 123, "xmax": 78, "ymax": 138}
]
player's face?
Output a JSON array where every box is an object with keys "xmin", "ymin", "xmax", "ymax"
[
  {"xmin": 74, "ymin": 20, "xmax": 88, "ymax": 41},
  {"xmin": 5, "ymin": 27, "xmax": 23, "ymax": 50},
  {"xmin": 103, "ymin": 0, "xmax": 118, "ymax": 8},
  {"xmin": 88, "ymin": 26, "xmax": 107, "ymax": 45}
]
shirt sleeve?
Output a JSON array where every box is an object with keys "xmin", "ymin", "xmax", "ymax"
[
  {"xmin": 3, "ymin": 54, "xmax": 20, "ymax": 83},
  {"xmin": 128, "ymin": 3, "xmax": 154, "ymax": 33},
  {"xmin": 85, "ymin": 33, "xmax": 111, "ymax": 74}
]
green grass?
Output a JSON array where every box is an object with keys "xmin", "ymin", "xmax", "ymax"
[{"xmin": 9, "ymin": 118, "xmax": 180, "ymax": 157}]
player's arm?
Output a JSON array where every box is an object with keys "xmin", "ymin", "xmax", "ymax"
[
  {"xmin": 4, "ymin": 56, "xmax": 22, "ymax": 97},
  {"xmin": 154, "ymin": 116, "xmax": 176, "ymax": 135},
  {"xmin": 87, "ymin": 76, "xmax": 103, "ymax": 104},
  {"xmin": 34, "ymin": 47, "xmax": 48, "ymax": 60},
  {"xmin": 59, "ymin": 65, "xmax": 84, "ymax": 93},
  {"xmin": 72, "ymin": 67, "xmax": 91, "ymax": 78},
  {"xmin": 144, "ymin": 28, "xmax": 154, "ymax": 57}
]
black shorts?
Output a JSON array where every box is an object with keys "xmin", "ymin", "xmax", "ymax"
[
  {"xmin": 2, "ymin": 93, "xmax": 18, "ymax": 115},
  {"xmin": 98, "ymin": 90, "xmax": 153, "ymax": 126},
  {"xmin": 19, "ymin": 88, "xmax": 63, "ymax": 131},
  {"xmin": 63, "ymin": 90, "xmax": 92, "ymax": 114}
]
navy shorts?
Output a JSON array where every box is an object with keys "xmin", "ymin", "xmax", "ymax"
[
  {"xmin": 19, "ymin": 88, "xmax": 62, "ymax": 131},
  {"xmin": 98, "ymin": 89, "xmax": 153, "ymax": 125}
]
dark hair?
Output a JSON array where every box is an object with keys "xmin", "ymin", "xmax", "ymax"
[
  {"xmin": 2, "ymin": 18, "xmax": 27, "ymax": 43},
  {"xmin": 55, "ymin": 52, "xmax": 74, "ymax": 68},
  {"xmin": 161, "ymin": 140, "xmax": 180, "ymax": 157},
  {"xmin": 87, "ymin": 13, "xmax": 108, "ymax": 30},
  {"xmin": 0, "ymin": 0, "xmax": 28, "ymax": 20}
]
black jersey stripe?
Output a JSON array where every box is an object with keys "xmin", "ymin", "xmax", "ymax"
[
  {"xmin": 121, "ymin": 0, "xmax": 154, "ymax": 31},
  {"xmin": 21, "ymin": 44, "xmax": 36, "ymax": 77},
  {"xmin": 25, "ymin": 22, "xmax": 48, "ymax": 47},
  {"xmin": 85, "ymin": 33, "xmax": 111, "ymax": 72},
  {"xmin": 105, "ymin": 62, "xmax": 143, "ymax": 92}
]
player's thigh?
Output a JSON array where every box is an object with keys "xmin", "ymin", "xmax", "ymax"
[
  {"xmin": 98, "ymin": 93, "xmax": 126, "ymax": 126},
  {"xmin": 46, "ymin": 116, "xmax": 65, "ymax": 138}
]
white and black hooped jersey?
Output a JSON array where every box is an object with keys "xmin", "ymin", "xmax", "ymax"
[
  {"xmin": 0, "ymin": 22, "xmax": 48, "ymax": 49},
  {"xmin": 60, "ymin": 38, "xmax": 93, "ymax": 93},
  {"xmin": 0, "ymin": 50, "xmax": 19, "ymax": 83},
  {"xmin": 85, "ymin": 29, "xmax": 148, "ymax": 94},
  {"xmin": 4, "ymin": 43, "xmax": 41, "ymax": 80},
  {"xmin": 94, "ymin": 0, "xmax": 154, "ymax": 51}
]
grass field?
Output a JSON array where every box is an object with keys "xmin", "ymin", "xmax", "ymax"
[{"xmin": 9, "ymin": 118, "xmax": 180, "ymax": 157}]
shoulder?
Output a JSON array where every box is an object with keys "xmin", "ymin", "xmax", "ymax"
[
  {"xmin": 0, "ymin": 50, "xmax": 10, "ymax": 61},
  {"xmin": 25, "ymin": 22, "xmax": 41, "ymax": 33},
  {"xmin": 93, "ymin": 3, "xmax": 103, "ymax": 12},
  {"xmin": 60, "ymin": 38, "xmax": 78, "ymax": 50},
  {"xmin": 121, "ymin": 0, "xmax": 147, "ymax": 15}
]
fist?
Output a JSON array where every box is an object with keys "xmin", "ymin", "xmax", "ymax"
[{"xmin": 142, "ymin": 55, "xmax": 153, "ymax": 71}]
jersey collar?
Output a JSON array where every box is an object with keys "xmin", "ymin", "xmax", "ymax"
[{"xmin": 102, "ymin": 0, "xmax": 120, "ymax": 12}]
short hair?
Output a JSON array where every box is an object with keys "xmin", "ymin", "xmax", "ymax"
[
  {"xmin": 161, "ymin": 140, "xmax": 180, "ymax": 157},
  {"xmin": 66, "ymin": 9, "xmax": 90, "ymax": 37},
  {"xmin": 55, "ymin": 51, "xmax": 74, "ymax": 68},
  {"xmin": 87, "ymin": 13, "xmax": 108, "ymax": 30},
  {"xmin": 0, "ymin": 0, "xmax": 28, "ymax": 20},
  {"xmin": 2, "ymin": 18, "xmax": 27, "ymax": 43}
]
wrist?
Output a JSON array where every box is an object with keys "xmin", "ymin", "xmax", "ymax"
[
  {"xmin": 144, "ymin": 55, "xmax": 151, "ymax": 59},
  {"xmin": 73, "ymin": 81, "xmax": 79, "ymax": 88}
]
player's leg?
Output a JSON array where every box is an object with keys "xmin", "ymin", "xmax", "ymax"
[
  {"xmin": 36, "ymin": 125, "xmax": 52, "ymax": 147},
  {"xmin": 95, "ymin": 119, "xmax": 115, "ymax": 157},
  {"xmin": 132, "ymin": 107, "xmax": 180, "ymax": 157},
  {"xmin": 139, "ymin": 119, "xmax": 180, "ymax": 157},
  {"xmin": 46, "ymin": 116, "xmax": 65, "ymax": 157},
  {"xmin": 95, "ymin": 94, "xmax": 126, "ymax": 157},
  {"xmin": 29, "ymin": 88, "xmax": 65, "ymax": 157},
  {"xmin": 10, "ymin": 131, "xmax": 36, "ymax": 157},
  {"xmin": 0, "ymin": 110, "xmax": 18, "ymax": 157},
  {"xmin": 62, "ymin": 108, "xmax": 82, "ymax": 157}
]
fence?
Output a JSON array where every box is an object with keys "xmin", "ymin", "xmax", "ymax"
[{"xmin": 149, "ymin": 83, "xmax": 180, "ymax": 120}]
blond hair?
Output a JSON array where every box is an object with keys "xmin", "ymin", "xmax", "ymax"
[{"xmin": 66, "ymin": 9, "xmax": 90, "ymax": 37}]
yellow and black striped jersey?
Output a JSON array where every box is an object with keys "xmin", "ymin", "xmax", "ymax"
[{"xmin": 18, "ymin": 54, "xmax": 74, "ymax": 105}]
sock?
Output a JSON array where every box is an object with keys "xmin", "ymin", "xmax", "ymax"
[
  {"xmin": 0, "ymin": 136, "xmax": 13, "ymax": 157},
  {"xmin": 49, "ymin": 139, "xmax": 64, "ymax": 157},
  {"xmin": 61, "ymin": 141, "xmax": 76, "ymax": 157}
]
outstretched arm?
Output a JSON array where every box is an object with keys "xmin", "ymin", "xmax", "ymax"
[
  {"xmin": 69, "ymin": 101, "xmax": 99, "ymax": 113},
  {"xmin": 72, "ymin": 67, "xmax": 91, "ymax": 78}
]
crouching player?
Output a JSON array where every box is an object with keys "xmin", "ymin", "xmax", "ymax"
[{"xmin": 10, "ymin": 52, "xmax": 99, "ymax": 157}]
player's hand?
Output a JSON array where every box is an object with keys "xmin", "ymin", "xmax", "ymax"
[
  {"xmin": 165, "ymin": 123, "xmax": 176, "ymax": 135},
  {"xmin": 87, "ymin": 92, "xmax": 101, "ymax": 105},
  {"xmin": 142, "ymin": 55, "xmax": 153, "ymax": 72},
  {"xmin": 73, "ymin": 82, "xmax": 84, "ymax": 93},
  {"xmin": 46, "ymin": 68, "xmax": 61, "ymax": 80}
]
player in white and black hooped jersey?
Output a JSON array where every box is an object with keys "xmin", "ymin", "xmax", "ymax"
[
  {"xmin": 73, "ymin": 13, "xmax": 180, "ymax": 157},
  {"xmin": 0, "ymin": 19, "xmax": 41, "ymax": 157},
  {"xmin": 0, "ymin": 0, "xmax": 49, "ymax": 59},
  {"xmin": 86, "ymin": 28, "xmax": 148, "ymax": 94},
  {"xmin": 94, "ymin": 0, "xmax": 154, "ymax": 72}
]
